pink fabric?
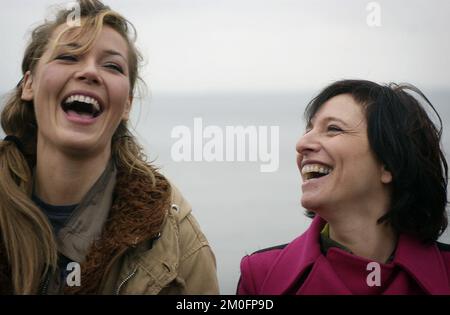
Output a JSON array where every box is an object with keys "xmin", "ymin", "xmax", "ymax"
[{"xmin": 238, "ymin": 216, "xmax": 450, "ymax": 295}]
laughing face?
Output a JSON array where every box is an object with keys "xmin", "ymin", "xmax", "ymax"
[
  {"xmin": 21, "ymin": 24, "xmax": 132, "ymax": 157},
  {"xmin": 296, "ymin": 94, "xmax": 392, "ymax": 215}
]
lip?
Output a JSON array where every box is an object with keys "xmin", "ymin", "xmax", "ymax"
[
  {"xmin": 300, "ymin": 159, "xmax": 333, "ymax": 169},
  {"xmin": 60, "ymin": 90, "xmax": 105, "ymax": 112}
]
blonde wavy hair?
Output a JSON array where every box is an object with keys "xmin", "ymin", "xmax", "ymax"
[{"xmin": 0, "ymin": 0, "xmax": 154, "ymax": 294}]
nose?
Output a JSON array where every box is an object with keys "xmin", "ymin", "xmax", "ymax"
[
  {"xmin": 296, "ymin": 129, "xmax": 321, "ymax": 158},
  {"xmin": 74, "ymin": 58, "xmax": 102, "ymax": 85}
]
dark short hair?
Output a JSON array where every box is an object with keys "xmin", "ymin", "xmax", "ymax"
[{"xmin": 304, "ymin": 79, "xmax": 448, "ymax": 243}]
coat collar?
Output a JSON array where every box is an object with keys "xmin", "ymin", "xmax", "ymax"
[
  {"xmin": 393, "ymin": 233, "xmax": 450, "ymax": 294},
  {"xmin": 260, "ymin": 216, "xmax": 450, "ymax": 294},
  {"xmin": 64, "ymin": 161, "xmax": 172, "ymax": 294},
  {"xmin": 57, "ymin": 159, "xmax": 117, "ymax": 263}
]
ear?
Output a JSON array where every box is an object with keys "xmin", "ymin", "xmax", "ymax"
[
  {"xmin": 121, "ymin": 95, "xmax": 133, "ymax": 121},
  {"xmin": 21, "ymin": 71, "xmax": 34, "ymax": 101},
  {"xmin": 380, "ymin": 165, "xmax": 392, "ymax": 184}
]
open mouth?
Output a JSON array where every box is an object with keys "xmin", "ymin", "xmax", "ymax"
[
  {"xmin": 301, "ymin": 164, "xmax": 333, "ymax": 181},
  {"xmin": 61, "ymin": 94, "xmax": 103, "ymax": 118}
]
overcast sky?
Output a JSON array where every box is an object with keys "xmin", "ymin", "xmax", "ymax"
[{"xmin": 1, "ymin": 0, "xmax": 449, "ymax": 94}]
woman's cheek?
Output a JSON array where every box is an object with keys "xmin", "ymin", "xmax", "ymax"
[
  {"xmin": 110, "ymin": 79, "xmax": 131, "ymax": 111},
  {"xmin": 38, "ymin": 67, "xmax": 68, "ymax": 98}
]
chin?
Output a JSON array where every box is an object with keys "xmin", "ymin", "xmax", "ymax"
[
  {"xmin": 58, "ymin": 136, "xmax": 104, "ymax": 156},
  {"xmin": 302, "ymin": 196, "xmax": 329, "ymax": 215},
  {"xmin": 301, "ymin": 193, "xmax": 319, "ymax": 208},
  {"xmin": 301, "ymin": 199, "xmax": 316, "ymax": 212}
]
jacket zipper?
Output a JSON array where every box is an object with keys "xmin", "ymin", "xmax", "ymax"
[
  {"xmin": 98, "ymin": 234, "xmax": 161, "ymax": 293},
  {"xmin": 115, "ymin": 266, "xmax": 138, "ymax": 295},
  {"xmin": 96, "ymin": 247, "xmax": 128, "ymax": 293},
  {"xmin": 39, "ymin": 272, "xmax": 51, "ymax": 295}
]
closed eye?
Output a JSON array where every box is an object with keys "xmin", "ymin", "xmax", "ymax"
[
  {"xmin": 327, "ymin": 125, "xmax": 343, "ymax": 132},
  {"xmin": 104, "ymin": 63, "xmax": 124, "ymax": 74},
  {"xmin": 55, "ymin": 54, "xmax": 78, "ymax": 62}
]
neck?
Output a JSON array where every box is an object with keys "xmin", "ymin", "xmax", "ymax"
[
  {"xmin": 327, "ymin": 214, "xmax": 397, "ymax": 263},
  {"xmin": 34, "ymin": 141, "xmax": 110, "ymax": 206},
  {"xmin": 320, "ymin": 193, "xmax": 397, "ymax": 263}
]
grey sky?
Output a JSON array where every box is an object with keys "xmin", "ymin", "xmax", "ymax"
[{"xmin": 1, "ymin": 0, "xmax": 449, "ymax": 93}]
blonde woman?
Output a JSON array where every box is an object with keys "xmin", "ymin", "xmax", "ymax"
[{"xmin": 0, "ymin": 0, "xmax": 219, "ymax": 294}]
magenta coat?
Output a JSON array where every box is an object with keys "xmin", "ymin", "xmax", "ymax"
[{"xmin": 237, "ymin": 216, "xmax": 450, "ymax": 295}]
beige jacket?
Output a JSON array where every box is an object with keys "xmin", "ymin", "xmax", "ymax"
[
  {"xmin": 99, "ymin": 186, "xmax": 220, "ymax": 294},
  {"xmin": 47, "ymin": 161, "xmax": 219, "ymax": 294}
]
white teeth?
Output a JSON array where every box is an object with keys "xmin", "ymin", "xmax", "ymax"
[
  {"xmin": 64, "ymin": 94, "xmax": 100, "ymax": 112},
  {"xmin": 301, "ymin": 164, "xmax": 332, "ymax": 176}
]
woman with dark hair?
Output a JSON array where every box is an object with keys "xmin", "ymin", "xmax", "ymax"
[
  {"xmin": 237, "ymin": 79, "xmax": 450, "ymax": 295},
  {"xmin": 0, "ymin": 0, "xmax": 218, "ymax": 294}
]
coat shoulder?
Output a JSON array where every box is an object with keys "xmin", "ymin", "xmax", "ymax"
[
  {"xmin": 436, "ymin": 241, "xmax": 450, "ymax": 252},
  {"xmin": 437, "ymin": 241, "xmax": 450, "ymax": 270},
  {"xmin": 252, "ymin": 243, "xmax": 289, "ymax": 255},
  {"xmin": 244, "ymin": 243, "xmax": 289, "ymax": 270},
  {"xmin": 237, "ymin": 243, "xmax": 288, "ymax": 295},
  {"xmin": 169, "ymin": 182, "xmax": 192, "ymax": 221}
]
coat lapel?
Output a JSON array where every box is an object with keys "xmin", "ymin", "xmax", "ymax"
[
  {"xmin": 296, "ymin": 255, "xmax": 352, "ymax": 294},
  {"xmin": 393, "ymin": 234, "xmax": 450, "ymax": 294}
]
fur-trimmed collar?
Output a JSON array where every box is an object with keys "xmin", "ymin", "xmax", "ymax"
[{"xmin": 0, "ymin": 163, "xmax": 172, "ymax": 294}]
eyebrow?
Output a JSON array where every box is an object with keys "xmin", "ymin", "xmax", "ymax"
[
  {"xmin": 307, "ymin": 116, "xmax": 351, "ymax": 129},
  {"xmin": 103, "ymin": 49, "xmax": 127, "ymax": 61},
  {"xmin": 59, "ymin": 44, "xmax": 127, "ymax": 61},
  {"xmin": 50, "ymin": 43, "xmax": 75, "ymax": 52}
]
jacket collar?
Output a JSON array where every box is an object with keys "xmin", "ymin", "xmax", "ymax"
[
  {"xmin": 260, "ymin": 216, "xmax": 450, "ymax": 294},
  {"xmin": 64, "ymin": 161, "xmax": 172, "ymax": 294},
  {"xmin": 57, "ymin": 159, "xmax": 117, "ymax": 263},
  {"xmin": 393, "ymin": 233, "xmax": 450, "ymax": 294}
]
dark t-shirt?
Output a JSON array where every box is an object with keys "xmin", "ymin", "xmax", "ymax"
[
  {"xmin": 32, "ymin": 194, "xmax": 78, "ymax": 234},
  {"xmin": 32, "ymin": 194, "xmax": 79, "ymax": 290}
]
